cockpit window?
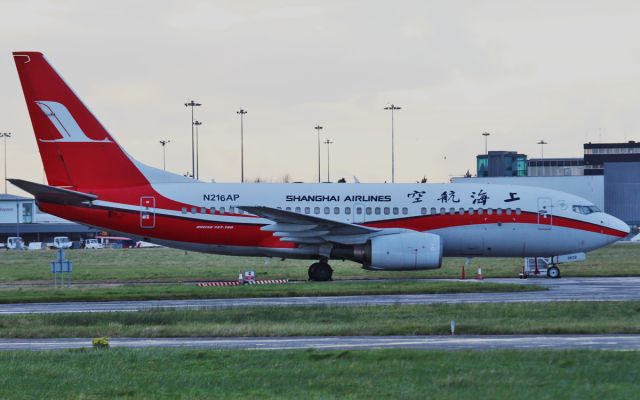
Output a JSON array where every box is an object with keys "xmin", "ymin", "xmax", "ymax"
[{"xmin": 572, "ymin": 205, "xmax": 601, "ymax": 215}]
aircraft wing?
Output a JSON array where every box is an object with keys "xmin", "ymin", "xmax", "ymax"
[{"xmin": 238, "ymin": 205, "xmax": 381, "ymax": 245}]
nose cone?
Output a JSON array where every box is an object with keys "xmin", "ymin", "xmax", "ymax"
[{"xmin": 609, "ymin": 215, "xmax": 630, "ymax": 237}]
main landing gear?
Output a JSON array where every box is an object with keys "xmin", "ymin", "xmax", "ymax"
[{"xmin": 308, "ymin": 258, "xmax": 333, "ymax": 281}]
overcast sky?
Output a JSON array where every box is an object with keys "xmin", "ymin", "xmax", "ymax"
[{"xmin": 2, "ymin": 0, "xmax": 640, "ymax": 194}]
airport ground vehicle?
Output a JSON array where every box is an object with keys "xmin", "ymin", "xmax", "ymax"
[
  {"xmin": 9, "ymin": 52, "xmax": 630, "ymax": 280},
  {"xmin": 51, "ymin": 236, "xmax": 72, "ymax": 249},
  {"xmin": 6, "ymin": 237, "xmax": 24, "ymax": 250},
  {"xmin": 84, "ymin": 239, "xmax": 104, "ymax": 249}
]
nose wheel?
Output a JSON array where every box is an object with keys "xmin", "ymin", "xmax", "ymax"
[{"xmin": 308, "ymin": 259, "xmax": 333, "ymax": 281}]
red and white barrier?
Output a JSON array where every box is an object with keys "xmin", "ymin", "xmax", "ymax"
[{"xmin": 196, "ymin": 279, "xmax": 289, "ymax": 287}]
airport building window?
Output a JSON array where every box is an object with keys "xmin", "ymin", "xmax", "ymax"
[
  {"xmin": 366, "ymin": 207, "xmax": 372, "ymax": 215},
  {"xmin": 324, "ymin": 207, "xmax": 330, "ymax": 215},
  {"xmin": 334, "ymin": 207, "xmax": 340, "ymax": 214},
  {"xmin": 402, "ymin": 207, "xmax": 408, "ymax": 215},
  {"xmin": 384, "ymin": 207, "xmax": 390, "ymax": 215},
  {"xmin": 345, "ymin": 207, "xmax": 351, "ymax": 215}
]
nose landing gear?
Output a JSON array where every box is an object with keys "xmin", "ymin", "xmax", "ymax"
[{"xmin": 308, "ymin": 258, "xmax": 333, "ymax": 281}]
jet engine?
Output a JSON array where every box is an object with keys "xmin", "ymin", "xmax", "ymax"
[{"xmin": 332, "ymin": 231, "xmax": 443, "ymax": 270}]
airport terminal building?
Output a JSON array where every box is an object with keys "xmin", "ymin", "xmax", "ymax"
[
  {"xmin": 0, "ymin": 194, "xmax": 100, "ymax": 244},
  {"xmin": 464, "ymin": 141, "xmax": 640, "ymax": 228}
]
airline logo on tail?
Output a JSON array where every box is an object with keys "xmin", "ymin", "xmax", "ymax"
[{"xmin": 35, "ymin": 101, "xmax": 111, "ymax": 143}]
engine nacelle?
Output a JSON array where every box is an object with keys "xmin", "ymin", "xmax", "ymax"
[{"xmin": 367, "ymin": 232, "xmax": 443, "ymax": 270}]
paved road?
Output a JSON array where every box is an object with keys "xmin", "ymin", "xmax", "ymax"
[
  {"xmin": 3, "ymin": 335, "xmax": 640, "ymax": 351},
  {"xmin": 2, "ymin": 277, "xmax": 640, "ymax": 315}
]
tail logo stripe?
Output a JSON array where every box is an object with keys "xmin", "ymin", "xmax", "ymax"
[{"xmin": 35, "ymin": 101, "xmax": 111, "ymax": 143}]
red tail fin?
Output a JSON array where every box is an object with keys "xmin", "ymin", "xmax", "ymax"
[{"xmin": 13, "ymin": 52, "xmax": 150, "ymax": 191}]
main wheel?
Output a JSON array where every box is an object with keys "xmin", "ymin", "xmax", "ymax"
[
  {"xmin": 308, "ymin": 262, "xmax": 333, "ymax": 281},
  {"xmin": 546, "ymin": 265, "xmax": 561, "ymax": 279}
]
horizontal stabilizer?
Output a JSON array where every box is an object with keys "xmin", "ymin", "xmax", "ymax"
[{"xmin": 8, "ymin": 179, "xmax": 98, "ymax": 205}]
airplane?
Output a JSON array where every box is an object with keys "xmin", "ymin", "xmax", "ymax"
[{"xmin": 9, "ymin": 52, "xmax": 630, "ymax": 280}]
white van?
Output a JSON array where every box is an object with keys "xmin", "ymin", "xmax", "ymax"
[
  {"xmin": 6, "ymin": 237, "xmax": 24, "ymax": 250},
  {"xmin": 84, "ymin": 239, "xmax": 104, "ymax": 249},
  {"xmin": 28, "ymin": 242, "xmax": 45, "ymax": 250},
  {"xmin": 53, "ymin": 236, "xmax": 72, "ymax": 249}
]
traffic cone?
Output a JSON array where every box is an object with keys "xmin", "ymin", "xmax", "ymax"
[
  {"xmin": 460, "ymin": 264, "xmax": 466, "ymax": 280},
  {"xmin": 475, "ymin": 267, "xmax": 484, "ymax": 280}
]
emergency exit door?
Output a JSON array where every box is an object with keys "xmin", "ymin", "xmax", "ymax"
[{"xmin": 140, "ymin": 196, "xmax": 156, "ymax": 229}]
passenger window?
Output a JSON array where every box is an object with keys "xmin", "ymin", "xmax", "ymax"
[
  {"xmin": 440, "ymin": 208, "xmax": 446, "ymax": 215},
  {"xmin": 496, "ymin": 209, "xmax": 503, "ymax": 215},
  {"xmin": 402, "ymin": 207, "xmax": 408, "ymax": 215},
  {"xmin": 305, "ymin": 207, "xmax": 310, "ymax": 214},
  {"xmin": 468, "ymin": 208, "xmax": 474, "ymax": 215},
  {"xmin": 334, "ymin": 207, "xmax": 340, "ymax": 215},
  {"xmin": 201, "ymin": 207, "xmax": 207, "ymax": 214},
  {"xmin": 324, "ymin": 207, "xmax": 330, "ymax": 215},
  {"xmin": 449, "ymin": 207, "xmax": 455, "ymax": 215},
  {"xmin": 219, "ymin": 207, "xmax": 225, "ymax": 214},
  {"xmin": 459, "ymin": 208, "xmax": 465, "ymax": 215},
  {"xmin": 421, "ymin": 207, "xmax": 427, "ymax": 215},
  {"xmin": 345, "ymin": 207, "xmax": 351, "ymax": 215},
  {"xmin": 295, "ymin": 207, "xmax": 301, "ymax": 213},
  {"xmin": 375, "ymin": 207, "xmax": 381, "ymax": 215},
  {"xmin": 392, "ymin": 207, "xmax": 399, "ymax": 215},
  {"xmin": 366, "ymin": 207, "xmax": 372, "ymax": 215},
  {"xmin": 430, "ymin": 207, "xmax": 436, "ymax": 215},
  {"xmin": 384, "ymin": 207, "xmax": 390, "ymax": 215},
  {"xmin": 191, "ymin": 207, "xmax": 197, "ymax": 214},
  {"xmin": 477, "ymin": 209, "xmax": 484, "ymax": 215},
  {"xmin": 314, "ymin": 207, "xmax": 320, "ymax": 214},
  {"xmin": 209, "ymin": 207, "xmax": 216, "ymax": 214},
  {"xmin": 515, "ymin": 208, "xmax": 522, "ymax": 215},
  {"xmin": 506, "ymin": 208, "xmax": 512, "ymax": 215},
  {"xmin": 181, "ymin": 207, "xmax": 187, "ymax": 214},
  {"xmin": 286, "ymin": 207, "xmax": 291, "ymax": 211},
  {"xmin": 356, "ymin": 207, "xmax": 363, "ymax": 215},
  {"xmin": 229, "ymin": 207, "xmax": 235, "ymax": 214},
  {"xmin": 487, "ymin": 209, "xmax": 493, "ymax": 215}
]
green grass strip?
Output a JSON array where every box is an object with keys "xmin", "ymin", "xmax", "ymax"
[
  {"xmin": 0, "ymin": 280, "xmax": 541, "ymax": 304},
  {"xmin": 0, "ymin": 348, "xmax": 639, "ymax": 399},
  {"xmin": 1, "ymin": 301, "xmax": 638, "ymax": 338}
]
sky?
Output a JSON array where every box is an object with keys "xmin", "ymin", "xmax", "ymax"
[{"xmin": 2, "ymin": 0, "xmax": 640, "ymax": 195}]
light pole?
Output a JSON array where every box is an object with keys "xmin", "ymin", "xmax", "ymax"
[
  {"xmin": 314, "ymin": 125, "xmax": 323, "ymax": 183},
  {"xmin": 537, "ymin": 140, "xmax": 548, "ymax": 159},
  {"xmin": 324, "ymin": 139, "xmax": 333, "ymax": 182},
  {"xmin": 193, "ymin": 121, "xmax": 202, "ymax": 180},
  {"xmin": 482, "ymin": 132, "xmax": 490, "ymax": 155},
  {"xmin": 237, "ymin": 109, "xmax": 247, "ymax": 183},
  {"xmin": 384, "ymin": 104, "xmax": 401, "ymax": 183},
  {"xmin": 159, "ymin": 140, "xmax": 170, "ymax": 171},
  {"xmin": 1, "ymin": 132, "xmax": 11, "ymax": 194},
  {"xmin": 184, "ymin": 100, "xmax": 201, "ymax": 179}
]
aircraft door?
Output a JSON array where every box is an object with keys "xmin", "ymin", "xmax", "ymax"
[
  {"xmin": 140, "ymin": 196, "xmax": 156, "ymax": 229},
  {"xmin": 353, "ymin": 203, "xmax": 365, "ymax": 224},
  {"xmin": 537, "ymin": 197, "xmax": 553, "ymax": 230}
]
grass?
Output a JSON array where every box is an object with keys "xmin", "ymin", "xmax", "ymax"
[
  {"xmin": 0, "ymin": 244, "xmax": 638, "ymax": 284},
  {"xmin": 1, "ymin": 301, "xmax": 639, "ymax": 338},
  {"xmin": 0, "ymin": 280, "xmax": 540, "ymax": 304},
  {"xmin": 0, "ymin": 348, "xmax": 639, "ymax": 399}
]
